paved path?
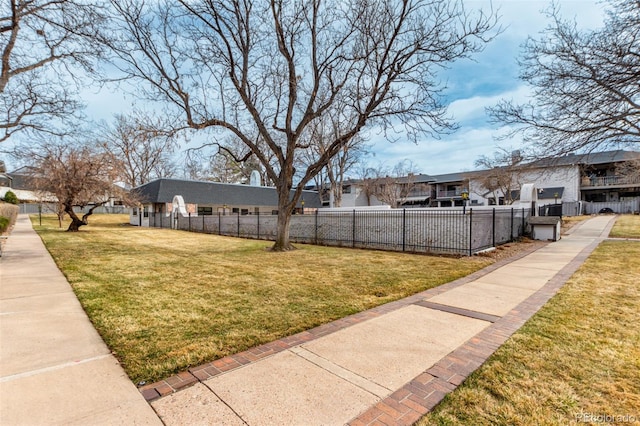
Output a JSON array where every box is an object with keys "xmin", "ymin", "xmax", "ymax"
[
  {"xmin": 0, "ymin": 215, "xmax": 161, "ymax": 425},
  {"xmin": 0, "ymin": 214, "xmax": 616, "ymax": 425},
  {"xmin": 143, "ymin": 215, "xmax": 616, "ymax": 426}
]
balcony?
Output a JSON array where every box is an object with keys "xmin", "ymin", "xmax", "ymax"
[
  {"xmin": 436, "ymin": 189, "xmax": 463, "ymax": 199},
  {"xmin": 406, "ymin": 188, "xmax": 432, "ymax": 198},
  {"xmin": 581, "ymin": 175, "xmax": 640, "ymax": 188}
]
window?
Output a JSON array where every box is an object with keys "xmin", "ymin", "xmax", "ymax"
[
  {"xmin": 342, "ymin": 185, "xmax": 351, "ymax": 194},
  {"xmin": 198, "ymin": 206, "xmax": 213, "ymax": 216},
  {"xmin": 133, "ymin": 208, "xmax": 138, "ymax": 216},
  {"xmin": 232, "ymin": 207, "xmax": 239, "ymax": 214},
  {"xmin": 241, "ymin": 209, "xmax": 249, "ymax": 215}
]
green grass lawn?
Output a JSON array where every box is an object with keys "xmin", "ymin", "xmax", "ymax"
[
  {"xmin": 417, "ymin": 217, "xmax": 640, "ymax": 425},
  {"xmin": 33, "ymin": 214, "xmax": 494, "ymax": 384}
]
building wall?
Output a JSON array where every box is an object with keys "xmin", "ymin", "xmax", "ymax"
[{"xmin": 467, "ymin": 164, "xmax": 581, "ymax": 206}]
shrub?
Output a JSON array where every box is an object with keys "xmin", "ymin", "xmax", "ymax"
[
  {"xmin": 0, "ymin": 203, "xmax": 18, "ymax": 234},
  {"xmin": 0, "ymin": 216, "xmax": 9, "ymax": 233},
  {"xmin": 3, "ymin": 190, "xmax": 18, "ymax": 204}
]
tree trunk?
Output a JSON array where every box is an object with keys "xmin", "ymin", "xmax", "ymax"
[
  {"xmin": 64, "ymin": 202, "xmax": 104, "ymax": 232},
  {"xmin": 66, "ymin": 209, "xmax": 87, "ymax": 232},
  {"xmin": 331, "ymin": 182, "xmax": 342, "ymax": 208},
  {"xmin": 270, "ymin": 188, "xmax": 297, "ymax": 251}
]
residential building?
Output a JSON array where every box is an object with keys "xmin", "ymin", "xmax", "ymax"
[
  {"xmin": 335, "ymin": 150, "xmax": 640, "ymax": 212},
  {"xmin": 131, "ymin": 178, "xmax": 323, "ymax": 226}
]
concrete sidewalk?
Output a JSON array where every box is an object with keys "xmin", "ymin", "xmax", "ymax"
[
  {"xmin": 0, "ymin": 214, "xmax": 615, "ymax": 425},
  {"xmin": 143, "ymin": 215, "xmax": 615, "ymax": 426},
  {"xmin": 0, "ymin": 215, "xmax": 161, "ymax": 425}
]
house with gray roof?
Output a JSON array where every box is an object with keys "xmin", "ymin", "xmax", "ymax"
[{"xmin": 130, "ymin": 178, "xmax": 322, "ymax": 226}]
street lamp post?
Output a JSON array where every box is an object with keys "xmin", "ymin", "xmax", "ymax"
[{"xmin": 461, "ymin": 188, "xmax": 469, "ymax": 214}]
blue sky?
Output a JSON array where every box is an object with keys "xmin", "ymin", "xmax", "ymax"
[
  {"xmin": 3, "ymin": 1, "xmax": 607, "ymax": 177},
  {"xmin": 366, "ymin": 0, "xmax": 607, "ymax": 175}
]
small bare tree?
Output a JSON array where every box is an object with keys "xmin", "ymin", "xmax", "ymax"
[
  {"xmin": 106, "ymin": 0, "xmax": 498, "ymax": 250},
  {"xmin": 489, "ymin": 0, "xmax": 640, "ymax": 156},
  {"xmin": 17, "ymin": 138, "xmax": 127, "ymax": 231},
  {"xmin": 360, "ymin": 160, "xmax": 426, "ymax": 208},
  {"xmin": 0, "ymin": 0, "xmax": 105, "ymax": 142},
  {"xmin": 616, "ymin": 158, "xmax": 640, "ymax": 185},
  {"xmin": 473, "ymin": 149, "xmax": 525, "ymax": 205}
]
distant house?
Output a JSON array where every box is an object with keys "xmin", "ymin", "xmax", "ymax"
[
  {"xmin": 0, "ymin": 166, "xmax": 55, "ymax": 203},
  {"xmin": 130, "ymin": 178, "xmax": 323, "ymax": 226}
]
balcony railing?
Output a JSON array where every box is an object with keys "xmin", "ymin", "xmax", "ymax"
[
  {"xmin": 437, "ymin": 189, "xmax": 464, "ymax": 198},
  {"xmin": 405, "ymin": 189, "xmax": 432, "ymax": 198},
  {"xmin": 582, "ymin": 175, "xmax": 640, "ymax": 187}
]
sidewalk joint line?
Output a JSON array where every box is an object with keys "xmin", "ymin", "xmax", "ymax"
[
  {"xmin": 290, "ymin": 346, "xmax": 391, "ymax": 398},
  {"xmin": 0, "ymin": 354, "xmax": 112, "ymax": 384},
  {"xmin": 413, "ymin": 300, "xmax": 501, "ymax": 323}
]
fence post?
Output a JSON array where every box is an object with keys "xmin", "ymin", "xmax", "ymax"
[
  {"xmin": 315, "ymin": 209, "xmax": 318, "ymax": 244},
  {"xmin": 522, "ymin": 208, "xmax": 525, "ymax": 237},
  {"xmin": 218, "ymin": 212, "xmax": 222, "ymax": 235},
  {"xmin": 510, "ymin": 208, "xmax": 514, "ymax": 242},
  {"xmin": 257, "ymin": 212, "xmax": 260, "ymax": 239},
  {"xmin": 402, "ymin": 209, "xmax": 406, "ymax": 252},
  {"xmin": 203, "ymin": 214, "xmax": 206, "ymax": 233},
  {"xmin": 492, "ymin": 208, "xmax": 496, "ymax": 248},
  {"xmin": 188, "ymin": 212, "xmax": 191, "ymax": 232},
  {"xmin": 469, "ymin": 208, "xmax": 473, "ymax": 256},
  {"xmin": 352, "ymin": 210, "xmax": 356, "ymax": 248}
]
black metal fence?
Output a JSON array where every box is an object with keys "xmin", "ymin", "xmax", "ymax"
[
  {"xmin": 147, "ymin": 207, "xmax": 532, "ymax": 256},
  {"xmin": 19, "ymin": 203, "xmax": 129, "ymax": 215}
]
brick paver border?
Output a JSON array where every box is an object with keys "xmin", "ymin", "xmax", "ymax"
[{"xmin": 348, "ymin": 217, "xmax": 616, "ymax": 426}]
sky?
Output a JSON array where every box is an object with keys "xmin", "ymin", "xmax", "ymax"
[
  {"xmin": 2, "ymin": 0, "xmax": 608, "ymax": 177},
  {"xmin": 365, "ymin": 0, "xmax": 607, "ymax": 176}
]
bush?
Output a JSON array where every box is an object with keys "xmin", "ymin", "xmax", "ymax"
[
  {"xmin": 2, "ymin": 190, "xmax": 18, "ymax": 204},
  {"xmin": 0, "ymin": 203, "xmax": 18, "ymax": 234},
  {"xmin": 0, "ymin": 216, "xmax": 9, "ymax": 233}
]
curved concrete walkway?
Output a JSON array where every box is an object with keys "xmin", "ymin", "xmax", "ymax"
[
  {"xmin": 0, "ymin": 214, "xmax": 615, "ymax": 425},
  {"xmin": 0, "ymin": 215, "xmax": 161, "ymax": 425}
]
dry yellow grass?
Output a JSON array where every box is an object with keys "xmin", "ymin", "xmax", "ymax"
[
  {"xmin": 609, "ymin": 214, "xmax": 640, "ymax": 238},
  {"xmin": 418, "ymin": 238, "xmax": 640, "ymax": 425},
  {"xmin": 34, "ymin": 214, "xmax": 493, "ymax": 383}
]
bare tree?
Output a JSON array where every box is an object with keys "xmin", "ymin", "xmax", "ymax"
[
  {"xmin": 361, "ymin": 160, "xmax": 426, "ymax": 208},
  {"xmin": 301, "ymin": 114, "xmax": 369, "ymax": 207},
  {"xmin": 615, "ymin": 158, "xmax": 640, "ymax": 184},
  {"xmin": 101, "ymin": 113, "xmax": 178, "ymax": 188},
  {"xmin": 489, "ymin": 0, "xmax": 640, "ymax": 157},
  {"xmin": 17, "ymin": 138, "xmax": 127, "ymax": 231},
  {"xmin": 473, "ymin": 149, "xmax": 525, "ymax": 205},
  {"xmin": 0, "ymin": 0, "xmax": 105, "ymax": 142},
  {"xmin": 106, "ymin": 0, "xmax": 498, "ymax": 250}
]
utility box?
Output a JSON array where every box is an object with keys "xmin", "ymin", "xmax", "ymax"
[{"xmin": 529, "ymin": 216, "xmax": 562, "ymax": 241}]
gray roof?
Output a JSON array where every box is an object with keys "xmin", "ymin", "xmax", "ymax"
[
  {"xmin": 528, "ymin": 150, "xmax": 640, "ymax": 168},
  {"xmin": 6, "ymin": 167, "xmax": 38, "ymax": 190},
  {"xmin": 428, "ymin": 171, "xmax": 471, "ymax": 183},
  {"xmin": 134, "ymin": 178, "xmax": 323, "ymax": 208},
  {"xmin": 429, "ymin": 150, "xmax": 640, "ymax": 183}
]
